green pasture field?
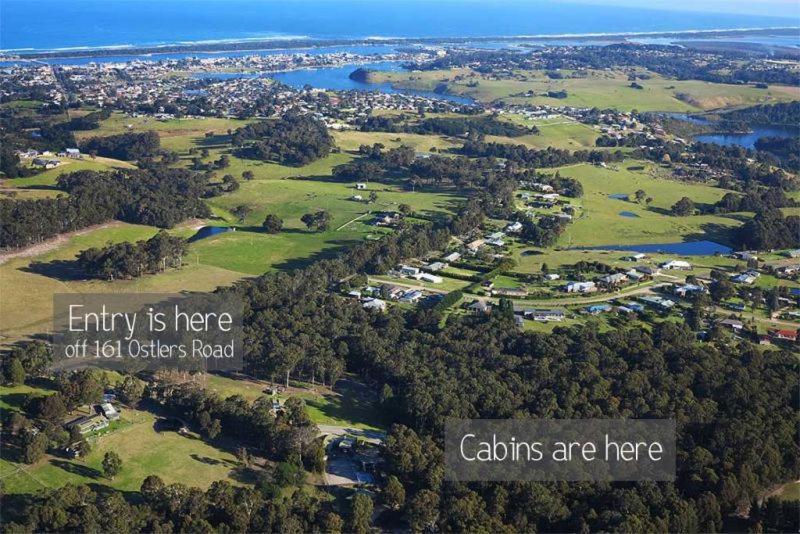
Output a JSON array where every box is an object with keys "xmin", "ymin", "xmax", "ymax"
[
  {"xmin": 537, "ymin": 160, "xmax": 742, "ymax": 247},
  {"xmin": 1, "ymin": 407, "xmax": 239, "ymax": 494},
  {"xmin": 203, "ymin": 374, "xmax": 385, "ymax": 431},
  {"xmin": 0, "ymin": 221, "xmax": 243, "ymax": 344},
  {"xmin": 492, "ymin": 114, "xmax": 599, "ymax": 149},
  {"xmin": 370, "ymin": 68, "xmax": 800, "ymax": 111}
]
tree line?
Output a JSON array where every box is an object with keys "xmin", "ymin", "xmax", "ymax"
[
  {"xmin": 76, "ymin": 231, "xmax": 187, "ymax": 280},
  {"xmin": 0, "ymin": 168, "xmax": 210, "ymax": 249}
]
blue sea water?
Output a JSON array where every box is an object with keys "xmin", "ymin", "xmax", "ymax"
[{"xmin": 1, "ymin": 0, "xmax": 796, "ymax": 52}]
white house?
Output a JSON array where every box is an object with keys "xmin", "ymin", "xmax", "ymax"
[
  {"xmin": 505, "ymin": 221, "xmax": 523, "ymax": 233},
  {"xmin": 399, "ymin": 265, "xmax": 420, "ymax": 276},
  {"xmin": 443, "ymin": 252, "xmax": 461, "ymax": 263},
  {"xmin": 564, "ymin": 281, "xmax": 596, "ymax": 293},
  {"xmin": 417, "ymin": 273, "xmax": 443, "ymax": 284},
  {"xmin": 362, "ymin": 298, "xmax": 387, "ymax": 311},
  {"xmin": 425, "ymin": 261, "xmax": 447, "ymax": 272},
  {"xmin": 661, "ymin": 260, "xmax": 692, "ymax": 270},
  {"xmin": 356, "ymin": 183, "xmax": 367, "ymax": 190}
]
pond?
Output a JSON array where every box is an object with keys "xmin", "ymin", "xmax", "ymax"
[
  {"xmin": 619, "ymin": 211, "xmax": 640, "ymax": 218},
  {"xmin": 695, "ymin": 126, "xmax": 797, "ymax": 149},
  {"xmin": 576, "ymin": 240, "xmax": 732, "ymax": 256},
  {"xmin": 608, "ymin": 193, "xmax": 629, "ymax": 200},
  {"xmin": 189, "ymin": 226, "xmax": 232, "ymax": 242}
]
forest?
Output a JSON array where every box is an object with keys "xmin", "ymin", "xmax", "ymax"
[
  {"xmin": 231, "ymin": 114, "xmax": 333, "ymax": 166},
  {"xmin": 76, "ymin": 231, "xmax": 187, "ymax": 280},
  {"xmin": 0, "ymin": 168, "xmax": 209, "ymax": 248}
]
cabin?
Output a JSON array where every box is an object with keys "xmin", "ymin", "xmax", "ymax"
[{"xmin": 425, "ymin": 261, "xmax": 447, "ymax": 272}]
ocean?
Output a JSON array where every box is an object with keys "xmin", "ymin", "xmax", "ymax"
[{"xmin": 1, "ymin": 0, "xmax": 796, "ymax": 52}]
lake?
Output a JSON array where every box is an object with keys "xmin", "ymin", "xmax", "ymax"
[
  {"xmin": 269, "ymin": 62, "xmax": 475, "ymax": 104},
  {"xmin": 577, "ymin": 240, "xmax": 732, "ymax": 256},
  {"xmin": 695, "ymin": 126, "xmax": 798, "ymax": 149}
]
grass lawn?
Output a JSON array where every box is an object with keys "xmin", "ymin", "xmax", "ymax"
[
  {"xmin": 777, "ymin": 481, "xmax": 800, "ymax": 501},
  {"xmin": 492, "ymin": 114, "xmax": 599, "ymax": 150},
  {"xmin": 539, "ymin": 160, "xmax": 742, "ymax": 247},
  {"xmin": 0, "ymin": 221, "xmax": 244, "ymax": 345},
  {"xmin": 1, "ymin": 409, "xmax": 239, "ymax": 494},
  {"xmin": 371, "ymin": 68, "xmax": 800, "ymax": 111},
  {"xmin": 203, "ymin": 374, "xmax": 385, "ymax": 430}
]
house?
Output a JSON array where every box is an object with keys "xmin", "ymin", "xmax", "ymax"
[
  {"xmin": 466, "ymin": 239, "xmax": 486, "ymax": 252},
  {"xmin": 443, "ymin": 252, "xmax": 461, "ymax": 263},
  {"xmin": 399, "ymin": 265, "xmax": 420, "ymax": 276},
  {"xmin": 545, "ymin": 273, "xmax": 560, "ymax": 281},
  {"xmin": 783, "ymin": 249, "xmax": 800, "ymax": 258},
  {"xmin": 769, "ymin": 329, "xmax": 798, "ymax": 342},
  {"xmin": 468, "ymin": 300, "xmax": 492, "ymax": 315},
  {"xmin": 399, "ymin": 290, "xmax": 424, "ymax": 303},
  {"xmin": 487, "ymin": 232, "xmax": 506, "ymax": 241},
  {"xmin": 355, "ymin": 183, "xmax": 367, "ymax": 190},
  {"xmin": 585, "ymin": 304, "xmax": 612, "ymax": 315},
  {"xmin": 731, "ymin": 273, "xmax": 757, "ymax": 285},
  {"xmin": 347, "ymin": 290, "xmax": 362, "ymax": 299},
  {"xmin": 425, "ymin": 261, "xmax": 447, "ymax": 272},
  {"xmin": 635, "ymin": 265, "xmax": 661, "ymax": 276},
  {"xmin": 525, "ymin": 308, "xmax": 566, "ymax": 322},
  {"xmin": 639, "ymin": 295, "xmax": 675, "ymax": 311},
  {"xmin": 351, "ymin": 195, "xmax": 363, "ymax": 201},
  {"xmin": 417, "ymin": 273, "xmax": 443, "ymax": 284},
  {"xmin": 674, "ymin": 284, "xmax": 705, "ymax": 298},
  {"xmin": 623, "ymin": 253, "xmax": 647, "ymax": 261},
  {"xmin": 731, "ymin": 251, "xmax": 757, "ymax": 261},
  {"xmin": 486, "ymin": 238, "xmax": 505, "ymax": 247},
  {"xmin": 68, "ymin": 414, "xmax": 109, "ymax": 435},
  {"xmin": 362, "ymin": 298, "xmax": 387, "ymax": 311},
  {"xmin": 382, "ymin": 285, "xmax": 405, "ymax": 300},
  {"xmin": 718, "ymin": 318, "xmax": 744, "ymax": 331},
  {"xmin": 505, "ymin": 221, "xmax": 523, "ymax": 233},
  {"xmin": 661, "ymin": 260, "xmax": 692, "ymax": 270},
  {"xmin": 626, "ymin": 269, "xmax": 645, "ymax": 281},
  {"xmin": 599, "ymin": 273, "xmax": 627, "ymax": 287},
  {"xmin": 65, "ymin": 148, "xmax": 81, "ymax": 158},
  {"xmin": 100, "ymin": 403, "xmax": 120, "ymax": 421},
  {"xmin": 564, "ymin": 281, "xmax": 596, "ymax": 293}
]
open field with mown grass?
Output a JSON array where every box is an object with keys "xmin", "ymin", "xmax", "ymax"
[
  {"xmin": 0, "ymin": 406, "xmax": 240, "ymax": 494},
  {"xmin": 537, "ymin": 160, "xmax": 742, "ymax": 247},
  {"xmin": 0, "ymin": 221, "xmax": 244, "ymax": 344},
  {"xmin": 490, "ymin": 114, "xmax": 599, "ymax": 150},
  {"xmin": 369, "ymin": 68, "xmax": 800, "ymax": 111},
  {"xmin": 203, "ymin": 374, "xmax": 385, "ymax": 430}
]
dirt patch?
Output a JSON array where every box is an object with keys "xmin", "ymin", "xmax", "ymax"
[{"xmin": 0, "ymin": 221, "xmax": 121, "ymax": 265}]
